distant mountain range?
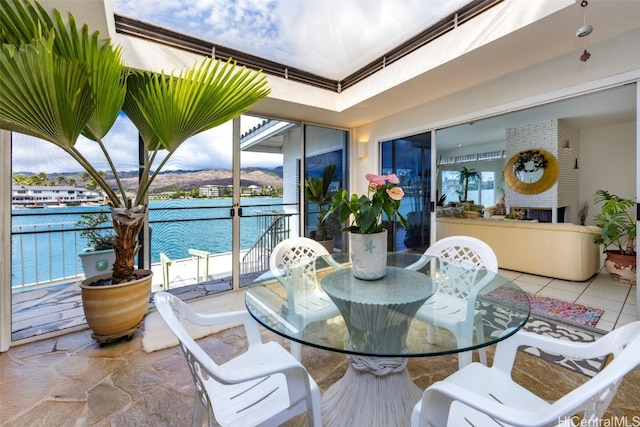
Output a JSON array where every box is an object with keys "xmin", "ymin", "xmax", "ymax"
[
  {"xmin": 118, "ymin": 168, "xmax": 284, "ymax": 192},
  {"xmin": 17, "ymin": 167, "xmax": 283, "ymax": 193}
]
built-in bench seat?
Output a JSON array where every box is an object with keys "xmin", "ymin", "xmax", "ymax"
[{"xmin": 436, "ymin": 217, "xmax": 601, "ymax": 281}]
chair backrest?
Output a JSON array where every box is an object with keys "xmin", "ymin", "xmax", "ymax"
[
  {"xmin": 270, "ymin": 237, "xmax": 330, "ymax": 292},
  {"xmin": 154, "ymin": 292, "xmax": 219, "ymax": 413},
  {"xmin": 424, "ymin": 236, "xmax": 498, "ymax": 299},
  {"xmin": 425, "ymin": 236, "xmax": 498, "ymax": 272},
  {"xmin": 551, "ymin": 321, "xmax": 640, "ymax": 421}
]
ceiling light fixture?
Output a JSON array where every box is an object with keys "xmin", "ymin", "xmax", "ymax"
[{"xmin": 577, "ymin": 0, "xmax": 593, "ymax": 37}]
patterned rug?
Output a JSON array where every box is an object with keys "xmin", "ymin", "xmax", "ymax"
[
  {"xmin": 485, "ymin": 286, "xmax": 605, "ymax": 327},
  {"xmin": 527, "ymin": 294, "xmax": 604, "ymax": 327},
  {"xmin": 479, "ymin": 293, "xmax": 607, "ymax": 377},
  {"xmin": 520, "ymin": 315, "xmax": 606, "ymax": 377}
]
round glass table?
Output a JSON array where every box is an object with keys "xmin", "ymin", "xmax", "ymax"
[{"xmin": 245, "ymin": 252, "xmax": 530, "ymax": 426}]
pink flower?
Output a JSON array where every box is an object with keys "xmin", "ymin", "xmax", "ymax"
[
  {"xmin": 328, "ymin": 172, "xmax": 408, "ymax": 234},
  {"xmin": 387, "ymin": 186, "xmax": 404, "ymax": 201},
  {"xmin": 386, "ymin": 174, "xmax": 400, "ymax": 184},
  {"xmin": 365, "ymin": 173, "xmax": 386, "ymax": 187}
]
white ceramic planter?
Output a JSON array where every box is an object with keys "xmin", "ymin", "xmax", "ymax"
[
  {"xmin": 78, "ymin": 248, "xmax": 115, "ymax": 278},
  {"xmin": 349, "ymin": 229, "xmax": 388, "ymax": 280}
]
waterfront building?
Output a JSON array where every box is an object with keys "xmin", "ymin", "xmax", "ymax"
[{"xmin": 11, "ymin": 185, "xmax": 103, "ymax": 208}]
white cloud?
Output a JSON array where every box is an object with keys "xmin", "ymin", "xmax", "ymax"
[
  {"xmin": 112, "ymin": 0, "xmax": 469, "ymax": 79},
  {"xmin": 12, "ymin": 115, "xmax": 282, "ymax": 174}
]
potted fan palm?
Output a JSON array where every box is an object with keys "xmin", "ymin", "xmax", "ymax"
[
  {"xmin": 0, "ymin": 1, "xmax": 270, "ymax": 342},
  {"xmin": 305, "ymin": 164, "xmax": 337, "ymax": 251},
  {"xmin": 593, "ymin": 190, "xmax": 636, "ymax": 285}
]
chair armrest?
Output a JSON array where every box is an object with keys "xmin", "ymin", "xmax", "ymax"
[
  {"xmin": 317, "ymin": 254, "xmax": 345, "ymax": 270},
  {"xmin": 421, "ymin": 380, "xmax": 550, "ymax": 427},
  {"xmin": 405, "ymin": 255, "xmax": 430, "ymax": 271},
  {"xmin": 493, "ymin": 330, "xmax": 609, "ymax": 374},
  {"xmin": 219, "ymin": 355, "xmax": 306, "ymax": 384},
  {"xmin": 187, "ymin": 309, "xmax": 263, "ymax": 346}
]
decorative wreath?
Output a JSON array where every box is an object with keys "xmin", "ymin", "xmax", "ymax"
[{"xmin": 513, "ymin": 150, "xmax": 547, "ymax": 173}]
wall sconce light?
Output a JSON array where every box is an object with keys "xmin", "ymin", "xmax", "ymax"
[{"xmin": 357, "ymin": 141, "xmax": 368, "ymax": 159}]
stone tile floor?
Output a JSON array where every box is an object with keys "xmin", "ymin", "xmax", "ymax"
[
  {"xmin": 11, "ymin": 266, "xmax": 637, "ymax": 344},
  {"xmin": 2, "ymin": 317, "xmax": 640, "ymax": 426},
  {"xmin": 4, "ymin": 266, "xmax": 639, "ymax": 426}
]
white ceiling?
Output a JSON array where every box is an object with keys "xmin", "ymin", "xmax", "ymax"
[
  {"xmin": 249, "ymin": 0, "xmax": 640, "ymax": 130},
  {"xmin": 436, "ymin": 83, "xmax": 637, "ymax": 151},
  {"xmin": 42, "ymin": 0, "xmax": 638, "ymax": 144}
]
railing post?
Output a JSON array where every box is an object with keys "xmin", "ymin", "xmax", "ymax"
[{"xmin": 160, "ymin": 253, "xmax": 172, "ymax": 290}]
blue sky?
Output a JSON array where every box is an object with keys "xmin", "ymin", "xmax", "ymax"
[
  {"xmin": 13, "ymin": 0, "xmax": 467, "ymax": 174},
  {"xmin": 12, "ymin": 114, "xmax": 280, "ymax": 174}
]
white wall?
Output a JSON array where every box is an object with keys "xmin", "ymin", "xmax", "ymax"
[
  {"xmin": 580, "ymin": 121, "xmax": 637, "ymax": 226},
  {"xmin": 353, "ymin": 29, "xmax": 639, "ymax": 229}
]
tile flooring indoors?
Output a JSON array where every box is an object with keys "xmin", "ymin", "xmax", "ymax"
[{"xmin": 1, "ymin": 267, "xmax": 639, "ymax": 426}]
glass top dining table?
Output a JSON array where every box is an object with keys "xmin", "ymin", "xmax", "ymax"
[
  {"xmin": 245, "ymin": 251, "xmax": 531, "ymax": 358},
  {"xmin": 245, "ymin": 251, "xmax": 530, "ymax": 427}
]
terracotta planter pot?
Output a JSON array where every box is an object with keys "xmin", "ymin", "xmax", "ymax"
[
  {"xmin": 318, "ymin": 239, "xmax": 335, "ymax": 253},
  {"xmin": 80, "ymin": 269, "xmax": 153, "ymax": 338},
  {"xmin": 604, "ymin": 250, "xmax": 636, "ymax": 285},
  {"xmin": 349, "ymin": 230, "xmax": 388, "ymax": 280}
]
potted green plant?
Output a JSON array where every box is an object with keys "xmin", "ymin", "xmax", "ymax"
[
  {"xmin": 76, "ymin": 212, "xmax": 117, "ymax": 278},
  {"xmin": 305, "ymin": 164, "xmax": 337, "ymax": 251},
  {"xmin": 0, "ymin": 1, "xmax": 269, "ymax": 341},
  {"xmin": 327, "ymin": 173, "xmax": 407, "ymax": 280},
  {"xmin": 593, "ymin": 189, "xmax": 636, "ymax": 285}
]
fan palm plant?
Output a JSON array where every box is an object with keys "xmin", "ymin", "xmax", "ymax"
[
  {"xmin": 457, "ymin": 167, "xmax": 481, "ymax": 203},
  {"xmin": 0, "ymin": 0, "xmax": 270, "ymax": 284}
]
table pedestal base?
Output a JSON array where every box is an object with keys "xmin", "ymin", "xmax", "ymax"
[{"xmin": 321, "ymin": 355, "xmax": 421, "ymax": 427}]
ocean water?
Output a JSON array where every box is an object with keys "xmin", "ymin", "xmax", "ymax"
[{"xmin": 11, "ymin": 197, "xmax": 290, "ymax": 287}]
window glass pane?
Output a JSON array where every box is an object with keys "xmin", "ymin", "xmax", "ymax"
[
  {"xmin": 381, "ymin": 132, "xmax": 432, "ymax": 251},
  {"xmin": 304, "ymin": 125, "xmax": 348, "ymax": 253}
]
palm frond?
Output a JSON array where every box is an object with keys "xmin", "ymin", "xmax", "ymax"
[
  {"xmin": 0, "ymin": 36, "xmax": 93, "ymax": 147},
  {"xmin": 123, "ymin": 58, "xmax": 270, "ymax": 153}
]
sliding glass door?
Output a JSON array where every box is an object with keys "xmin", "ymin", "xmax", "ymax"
[
  {"xmin": 303, "ymin": 125, "xmax": 348, "ymax": 253},
  {"xmin": 381, "ymin": 132, "xmax": 432, "ymax": 252}
]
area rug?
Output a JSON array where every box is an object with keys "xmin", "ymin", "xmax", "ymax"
[
  {"xmin": 527, "ymin": 293, "xmax": 604, "ymax": 327},
  {"xmin": 484, "ymin": 286, "xmax": 605, "ymax": 327},
  {"xmin": 520, "ymin": 315, "xmax": 606, "ymax": 377},
  {"xmin": 479, "ymin": 294, "xmax": 607, "ymax": 377}
]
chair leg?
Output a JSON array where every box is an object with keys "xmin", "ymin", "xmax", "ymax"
[
  {"xmin": 457, "ymin": 350, "xmax": 473, "ymax": 368},
  {"xmin": 474, "ymin": 317, "xmax": 487, "ymax": 365},
  {"xmin": 426, "ymin": 324, "xmax": 437, "ymax": 344},
  {"xmin": 192, "ymin": 393, "xmax": 205, "ymax": 427},
  {"xmin": 291, "ymin": 340, "xmax": 302, "ymax": 361},
  {"xmin": 307, "ymin": 385, "xmax": 322, "ymax": 427}
]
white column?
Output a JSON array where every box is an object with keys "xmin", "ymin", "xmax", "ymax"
[
  {"xmin": 636, "ymin": 82, "xmax": 640, "ymax": 321},
  {"xmin": 0, "ymin": 130, "xmax": 11, "ymax": 351}
]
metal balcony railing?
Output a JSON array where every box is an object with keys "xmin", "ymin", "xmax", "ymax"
[
  {"xmin": 11, "ymin": 202, "xmax": 296, "ymax": 290},
  {"xmin": 240, "ymin": 212, "xmax": 292, "ymax": 275}
]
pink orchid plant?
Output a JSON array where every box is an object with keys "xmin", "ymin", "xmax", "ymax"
[{"xmin": 327, "ymin": 173, "xmax": 408, "ymax": 234}]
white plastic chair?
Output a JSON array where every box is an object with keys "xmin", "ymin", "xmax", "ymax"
[
  {"xmin": 407, "ymin": 236, "xmax": 499, "ymax": 368},
  {"xmin": 153, "ymin": 291, "xmax": 322, "ymax": 427},
  {"xmin": 411, "ymin": 321, "xmax": 640, "ymax": 427},
  {"xmin": 270, "ymin": 237, "xmax": 344, "ymax": 360}
]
